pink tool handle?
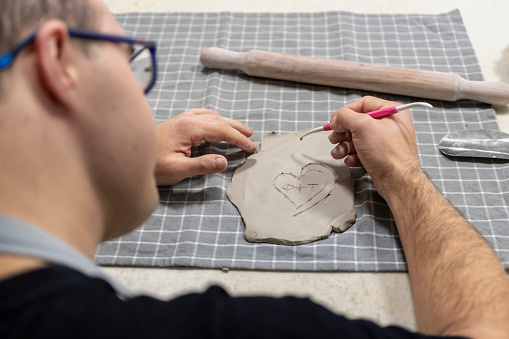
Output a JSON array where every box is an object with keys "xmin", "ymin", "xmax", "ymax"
[
  {"xmin": 366, "ymin": 106, "xmax": 398, "ymax": 119},
  {"xmin": 323, "ymin": 106, "xmax": 397, "ymax": 132}
]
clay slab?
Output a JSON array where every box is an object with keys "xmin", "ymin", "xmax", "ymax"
[{"xmin": 227, "ymin": 129, "xmax": 356, "ymax": 245}]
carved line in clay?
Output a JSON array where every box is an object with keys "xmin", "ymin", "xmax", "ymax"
[
  {"xmin": 292, "ymin": 191, "xmax": 333, "ymax": 217},
  {"xmin": 273, "ymin": 163, "xmax": 336, "ymax": 217}
]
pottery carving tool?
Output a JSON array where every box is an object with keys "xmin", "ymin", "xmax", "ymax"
[
  {"xmin": 200, "ymin": 48, "xmax": 509, "ymax": 106},
  {"xmin": 299, "ymin": 102, "xmax": 433, "ymax": 140}
]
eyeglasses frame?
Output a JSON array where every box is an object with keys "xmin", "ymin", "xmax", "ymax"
[{"xmin": 0, "ymin": 28, "xmax": 158, "ymax": 94}]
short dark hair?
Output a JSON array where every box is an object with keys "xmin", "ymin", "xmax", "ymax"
[{"xmin": 0, "ymin": 0, "xmax": 98, "ymax": 91}]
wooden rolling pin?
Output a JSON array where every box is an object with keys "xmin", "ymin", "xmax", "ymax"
[{"xmin": 200, "ymin": 47, "xmax": 509, "ymax": 105}]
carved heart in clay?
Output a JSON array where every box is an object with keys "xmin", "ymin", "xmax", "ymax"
[{"xmin": 273, "ymin": 163, "xmax": 335, "ymax": 216}]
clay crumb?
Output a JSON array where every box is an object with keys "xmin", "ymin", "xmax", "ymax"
[{"xmin": 221, "ymin": 267, "xmax": 230, "ymax": 273}]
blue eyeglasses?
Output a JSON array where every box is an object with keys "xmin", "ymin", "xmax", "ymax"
[{"xmin": 0, "ymin": 28, "xmax": 158, "ymax": 94}]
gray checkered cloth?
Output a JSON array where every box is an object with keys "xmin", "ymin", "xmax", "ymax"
[{"xmin": 95, "ymin": 10, "xmax": 509, "ymax": 271}]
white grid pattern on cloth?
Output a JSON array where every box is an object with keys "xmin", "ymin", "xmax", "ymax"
[{"xmin": 95, "ymin": 10, "xmax": 509, "ymax": 271}]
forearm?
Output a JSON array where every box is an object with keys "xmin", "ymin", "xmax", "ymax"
[{"xmin": 385, "ymin": 168, "xmax": 509, "ymax": 338}]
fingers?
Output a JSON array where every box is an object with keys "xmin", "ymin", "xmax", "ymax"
[
  {"xmin": 183, "ymin": 108, "xmax": 253, "ymax": 137},
  {"xmin": 330, "ymin": 140, "xmax": 362, "ymax": 167},
  {"xmin": 193, "ymin": 117, "xmax": 257, "ymax": 153},
  {"xmin": 328, "ymin": 106, "xmax": 368, "ymax": 133},
  {"xmin": 179, "ymin": 109, "xmax": 256, "ymax": 151},
  {"xmin": 212, "ymin": 115, "xmax": 253, "ymax": 138},
  {"xmin": 184, "ymin": 154, "xmax": 228, "ymax": 177},
  {"xmin": 328, "ymin": 130, "xmax": 351, "ymax": 144},
  {"xmin": 156, "ymin": 154, "xmax": 228, "ymax": 186},
  {"xmin": 329, "ymin": 120, "xmax": 357, "ymax": 166},
  {"xmin": 344, "ymin": 154, "xmax": 362, "ymax": 167},
  {"xmin": 329, "ymin": 96, "xmax": 399, "ymax": 132},
  {"xmin": 329, "ymin": 129, "xmax": 354, "ymax": 161},
  {"xmin": 331, "ymin": 139, "xmax": 356, "ymax": 159},
  {"xmin": 196, "ymin": 120, "xmax": 256, "ymax": 152}
]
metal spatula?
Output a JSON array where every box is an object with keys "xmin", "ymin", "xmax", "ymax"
[{"xmin": 438, "ymin": 129, "xmax": 509, "ymax": 160}]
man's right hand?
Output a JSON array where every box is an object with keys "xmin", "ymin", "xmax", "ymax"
[
  {"xmin": 328, "ymin": 96, "xmax": 422, "ymax": 200},
  {"xmin": 330, "ymin": 97, "xmax": 509, "ymax": 339}
]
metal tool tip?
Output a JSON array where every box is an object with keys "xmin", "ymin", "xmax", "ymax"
[
  {"xmin": 398, "ymin": 102, "xmax": 434, "ymax": 111},
  {"xmin": 300, "ymin": 126, "xmax": 324, "ymax": 140}
]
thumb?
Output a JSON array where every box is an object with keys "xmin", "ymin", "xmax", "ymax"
[
  {"xmin": 329, "ymin": 105, "xmax": 372, "ymax": 133},
  {"xmin": 181, "ymin": 154, "xmax": 228, "ymax": 177},
  {"xmin": 330, "ymin": 96, "xmax": 400, "ymax": 132}
]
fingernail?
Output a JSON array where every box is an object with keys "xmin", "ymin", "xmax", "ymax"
[
  {"xmin": 328, "ymin": 132, "xmax": 340, "ymax": 144},
  {"xmin": 249, "ymin": 142, "xmax": 258, "ymax": 152},
  {"xmin": 329, "ymin": 116, "xmax": 337, "ymax": 128},
  {"xmin": 213, "ymin": 157, "xmax": 226, "ymax": 169},
  {"xmin": 329, "ymin": 116, "xmax": 346, "ymax": 133},
  {"xmin": 332, "ymin": 146, "xmax": 345, "ymax": 159}
]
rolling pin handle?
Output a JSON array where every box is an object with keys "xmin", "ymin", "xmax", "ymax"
[
  {"xmin": 456, "ymin": 77, "xmax": 509, "ymax": 106},
  {"xmin": 200, "ymin": 47, "xmax": 245, "ymax": 72}
]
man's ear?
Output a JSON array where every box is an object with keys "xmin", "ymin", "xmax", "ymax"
[{"xmin": 35, "ymin": 20, "xmax": 80, "ymax": 108}]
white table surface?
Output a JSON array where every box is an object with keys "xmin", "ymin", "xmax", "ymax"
[{"xmin": 101, "ymin": 0, "xmax": 509, "ymax": 330}]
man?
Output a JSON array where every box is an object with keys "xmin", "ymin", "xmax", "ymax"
[{"xmin": 0, "ymin": 0, "xmax": 507, "ymax": 338}]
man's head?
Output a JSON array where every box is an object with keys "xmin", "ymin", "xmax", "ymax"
[
  {"xmin": 0, "ymin": 0, "xmax": 159, "ymax": 242},
  {"xmin": 0, "ymin": 1, "xmax": 97, "ymax": 92}
]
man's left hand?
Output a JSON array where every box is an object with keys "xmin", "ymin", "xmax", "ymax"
[{"xmin": 155, "ymin": 108, "xmax": 257, "ymax": 186}]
